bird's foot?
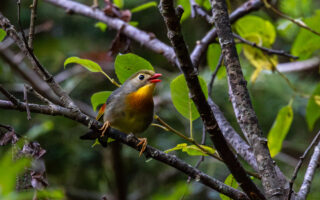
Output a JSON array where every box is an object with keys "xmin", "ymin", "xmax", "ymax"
[
  {"xmin": 137, "ymin": 137, "xmax": 147, "ymax": 157},
  {"xmin": 99, "ymin": 121, "xmax": 110, "ymax": 137}
]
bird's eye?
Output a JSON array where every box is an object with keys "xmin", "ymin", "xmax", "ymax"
[{"xmin": 138, "ymin": 74, "xmax": 145, "ymax": 80}]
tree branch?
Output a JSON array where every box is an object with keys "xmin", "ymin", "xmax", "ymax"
[
  {"xmin": 210, "ymin": 0, "xmax": 287, "ymax": 199},
  {"xmin": 296, "ymin": 139, "xmax": 320, "ymax": 200},
  {"xmin": 0, "ymin": 11, "xmax": 78, "ymax": 110},
  {"xmin": 28, "ymin": 0, "xmax": 38, "ymax": 49},
  {"xmin": 288, "ymin": 130, "xmax": 320, "ymax": 200},
  {"xmin": 277, "ymin": 57, "xmax": 320, "ymax": 73},
  {"xmin": 159, "ymin": 1, "xmax": 265, "ymax": 199},
  {"xmin": 43, "ymin": 0, "xmax": 177, "ymax": 65},
  {"xmin": 233, "ymin": 33, "xmax": 298, "ymax": 59},
  {"xmin": 0, "ymin": 99, "xmax": 249, "ymax": 200},
  {"xmin": 190, "ymin": 0, "xmax": 263, "ymax": 68}
]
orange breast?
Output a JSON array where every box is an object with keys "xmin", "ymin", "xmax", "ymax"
[{"xmin": 125, "ymin": 83, "xmax": 155, "ymax": 112}]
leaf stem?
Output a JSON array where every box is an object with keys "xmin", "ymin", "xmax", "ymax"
[
  {"xmin": 154, "ymin": 114, "xmax": 260, "ymax": 179},
  {"xmin": 100, "ymin": 71, "xmax": 121, "ymax": 87},
  {"xmin": 189, "ymin": 99, "xmax": 193, "ymax": 139}
]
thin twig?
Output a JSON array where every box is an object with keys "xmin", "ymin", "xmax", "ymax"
[
  {"xmin": 2, "ymin": 6, "xmax": 79, "ymax": 110},
  {"xmin": 23, "ymin": 84, "xmax": 31, "ymax": 120},
  {"xmin": 25, "ymin": 85, "xmax": 53, "ymax": 105},
  {"xmin": 28, "ymin": 0, "xmax": 38, "ymax": 49},
  {"xmin": 208, "ymin": 54, "xmax": 223, "ymax": 97},
  {"xmin": 263, "ymin": 0, "xmax": 320, "ymax": 37},
  {"xmin": 288, "ymin": 130, "xmax": 320, "ymax": 200},
  {"xmin": 297, "ymin": 140, "xmax": 320, "ymax": 200},
  {"xmin": 0, "ymin": 85, "xmax": 21, "ymax": 106},
  {"xmin": 233, "ymin": 33, "xmax": 298, "ymax": 59}
]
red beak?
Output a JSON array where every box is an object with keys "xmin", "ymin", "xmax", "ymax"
[{"xmin": 148, "ymin": 73, "xmax": 162, "ymax": 83}]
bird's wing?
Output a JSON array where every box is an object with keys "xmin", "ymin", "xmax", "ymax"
[
  {"xmin": 106, "ymin": 87, "xmax": 122, "ymax": 105},
  {"xmin": 96, "ymin": 103, "xmax": 106, "ymax": 120}
]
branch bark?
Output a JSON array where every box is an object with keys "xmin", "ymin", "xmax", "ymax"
[
  {"xmin": 210, "ymin": 0, "xmax": 287, "ymax": 199},
  {"xmin": 0, "ymin": 12, "xmax": 78, "ymax": 110},
  {"xmin": 297, "ymin": 140, "xmax": 320, "ymax": 200},
  {"xmin": 159, "ymin": 1, "xmax": 265, "ymax": 199},
  {"xmin": 190, "ymin": 0, "xmax": 263, "ymax": 68},
  {"xmin": 0, "ymin": 99, "xmax": 249, "ymax": 200}
]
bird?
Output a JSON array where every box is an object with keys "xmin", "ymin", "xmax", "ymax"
[{"xmin": 96, "ymin": 70, "xmax": 162, "ymax": 156}]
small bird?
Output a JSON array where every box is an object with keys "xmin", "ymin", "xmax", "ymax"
[{"xmin": 96, "ymin": 70, "xmax": 162, "ymax": 156}]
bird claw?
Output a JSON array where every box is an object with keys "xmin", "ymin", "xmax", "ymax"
[
  {"xmin": 99, "ymin": 121, "xmax": 110, "ymax": 137},
  {"xmin": 137, "ymin": 138, "xmax": 147, "ymax": 157}
]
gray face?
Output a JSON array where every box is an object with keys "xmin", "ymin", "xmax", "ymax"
[{"xmin": 122, "ymin": 70, "xmax": 155, "ymax": 94}]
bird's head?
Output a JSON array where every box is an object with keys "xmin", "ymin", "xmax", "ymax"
[{"xmin": 122, "ymin": 70, "xmax": 162, "ymax": 94}]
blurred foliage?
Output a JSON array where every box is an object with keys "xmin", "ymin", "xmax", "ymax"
[{"xmin": 0, "ymin": 0, "xmax": 320, "ymax": 199}]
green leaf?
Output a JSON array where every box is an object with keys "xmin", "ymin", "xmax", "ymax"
[
  {"xmin": 114, "ymin": 0, "xmax": 123, "ymax": 8},
  {"xmin": 164, "ymin": 143, "xmax": 215, "ymax": 156},
  {"xmin": 292, "ymin": 10, "xmax": 320, "ymax": 60},
  {"xmin": 279, "ymin": 0, "xmax": 311, "ymax": 18},
  {"xmin": 36, "ymin": 189, "xmax": 65, "ymax": 199},
  {"xmin": 26, "ymin": 121, "xmax": 54, "ymax": 140},
  {"xmin": 170, "ymin": 74, "xmax": 208, "ymax": 120},
  {"xmin": 306, "ymin": 84, "xmax": 320, "ymax": 131},
  {"xmin": 220, "ymin": 174, "xmax": 239, "ymax": 200},
  {"xmin": 268, "ymin": 103, "xmax": 294, "ymax": 157},
  {"xmin": 64, "ymin": 57, "xmax": 102, "ymax": 72},
  {"xmin": 0, "ymin": 149, "xmax": 31, "ymax": 195},
  {"xmin": 114, "ymin": 53, "xmax": 154, "ymax": 84},
  {"xmin": 177, "ymin": 0, "xmax": 191, "ymax": 22},
  {"xmin": 235, "ymin": 15, "xmax": 276, "ymax": 47},
  {"xmin": 91, "ymin": 91, "xmax": 112, "ymax": 111},
  {"xmin": 128, "ymin": 21, "xmax": 139, "ymax": 27},
  {"xmin": 94, "ymin": 22, "xmax": 107, "ymax": 32},
  {"xmin": 0, "ymin": 28, "xmax": 6, "ymax": 42},
  {"xmin": 131, "ymin": 1, "xmax": 157, "ymax": 13}
]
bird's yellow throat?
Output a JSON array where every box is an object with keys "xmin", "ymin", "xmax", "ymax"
[{"xmin": 126, "ymin": 83, "xmax": 155, "ymax": 110}]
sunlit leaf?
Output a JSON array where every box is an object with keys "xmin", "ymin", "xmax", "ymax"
[
  {"xmin": 131, "ymin": 1, "xmax": 157, "ymax": 13},
  {"xmin": 37, "ymin": 189, "xmax": 65, "ymax": 199},
  {"xmin": 64, "ymin": 57, "xmax": 102, "ymax": 72},
  {"xmin": 177, "ymin": 0, "xmax": 191, "ymax": 22},
  {"xmin": 268, "ymin": 103, "xmax": 293, "ymax": 157},
  {"xmin": 91, "ymin": 91, "xmax": 112, "ymax": 111},
  {"xmin": 306, "ymin": 84, "xmax": 320, "ymax": 131},
  {"xmin": 164, "ymin": 143, "xmax": 215, "ymax": 156},
  {"xmin": 94, "ymin": 22, "xmax": 108, "ymax": 32},
  {"xmin": 0, "ymin": 149, "xmax": 31, "ymax": 195},
  {"xmin": 0, "ymin": 28, "xmax": 6, "ymax": 42},
  {"xmin": 114, "ymin": 53, "xmax": 154, "ymax": 84},
  {"xmin": 114, "ymin": 0, "xmax": 123, "ymax": 9},
  {"xmin": 129, "ymin": 21, "xmax": 139, "ymax": 27},
  {"xmin": 292, "ymin": 10, "xmax": 320, "ymax": 59},
  {"xmin": 235, "ymin": 15, "xmax": 276, "ymax": 46},
  {"xmin": 220, "ymin": 174, "xmax": 239, "ymax": 200},
  {"xmin": 170, "ymin": 74, "xmax": 208, "ymax": 120}
]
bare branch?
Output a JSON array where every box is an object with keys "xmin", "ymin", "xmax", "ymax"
[
  {"xmin": 43, "ymin": 0, "xmax": 177, "ymax": 65},
  {"xmin": 0, "ymin": 99, "xmax": 249, "ymax": 200},
  {"xmin": 208, "ymin": 54, "xmax": 223, "ymax": 97},
  {"xmin": 25, "ymin": 85, "xmax": 53, "ymax": 105},
  {"xmin": 288, "ymin": 130, "xmax": 320, "ymax": 200},
  {"xmin": 297, "ymin": 140, "xmax": 320, "ymax": 200},
  {"xmin": 233, "ymin": 33, "xmax": 298, "ymax": 59},
  {"xmin": 0, "ymin": 11, "xmax": 79, "ymax": 110},
  {"xmin": 190, "ymin": 0, "xmax": 263, "ymax": 68},
  {"xmin": 264, "ymin": 1, "xmax": 320, "ymax": 37},
  {"xmin": 0, "ymin": 85, "xmax": 21, "ymax": 106},
  {"xmin": 277, "ymin": 57, "xmax": 320, "ymax": 73},
  {"xmin": 159, "ymin": 0, "xmax": 265, "ymax": 199},
  {"xmin": 210, "ymin": 0, "xmax": 287, "ymax": 198},
  {"xmin": 28, "ymin": 0, "xmax": 38, "ymax": 49},
  {"xmin": 23, "ymin": 84, "xmax": 31, "ymax": 120}
]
